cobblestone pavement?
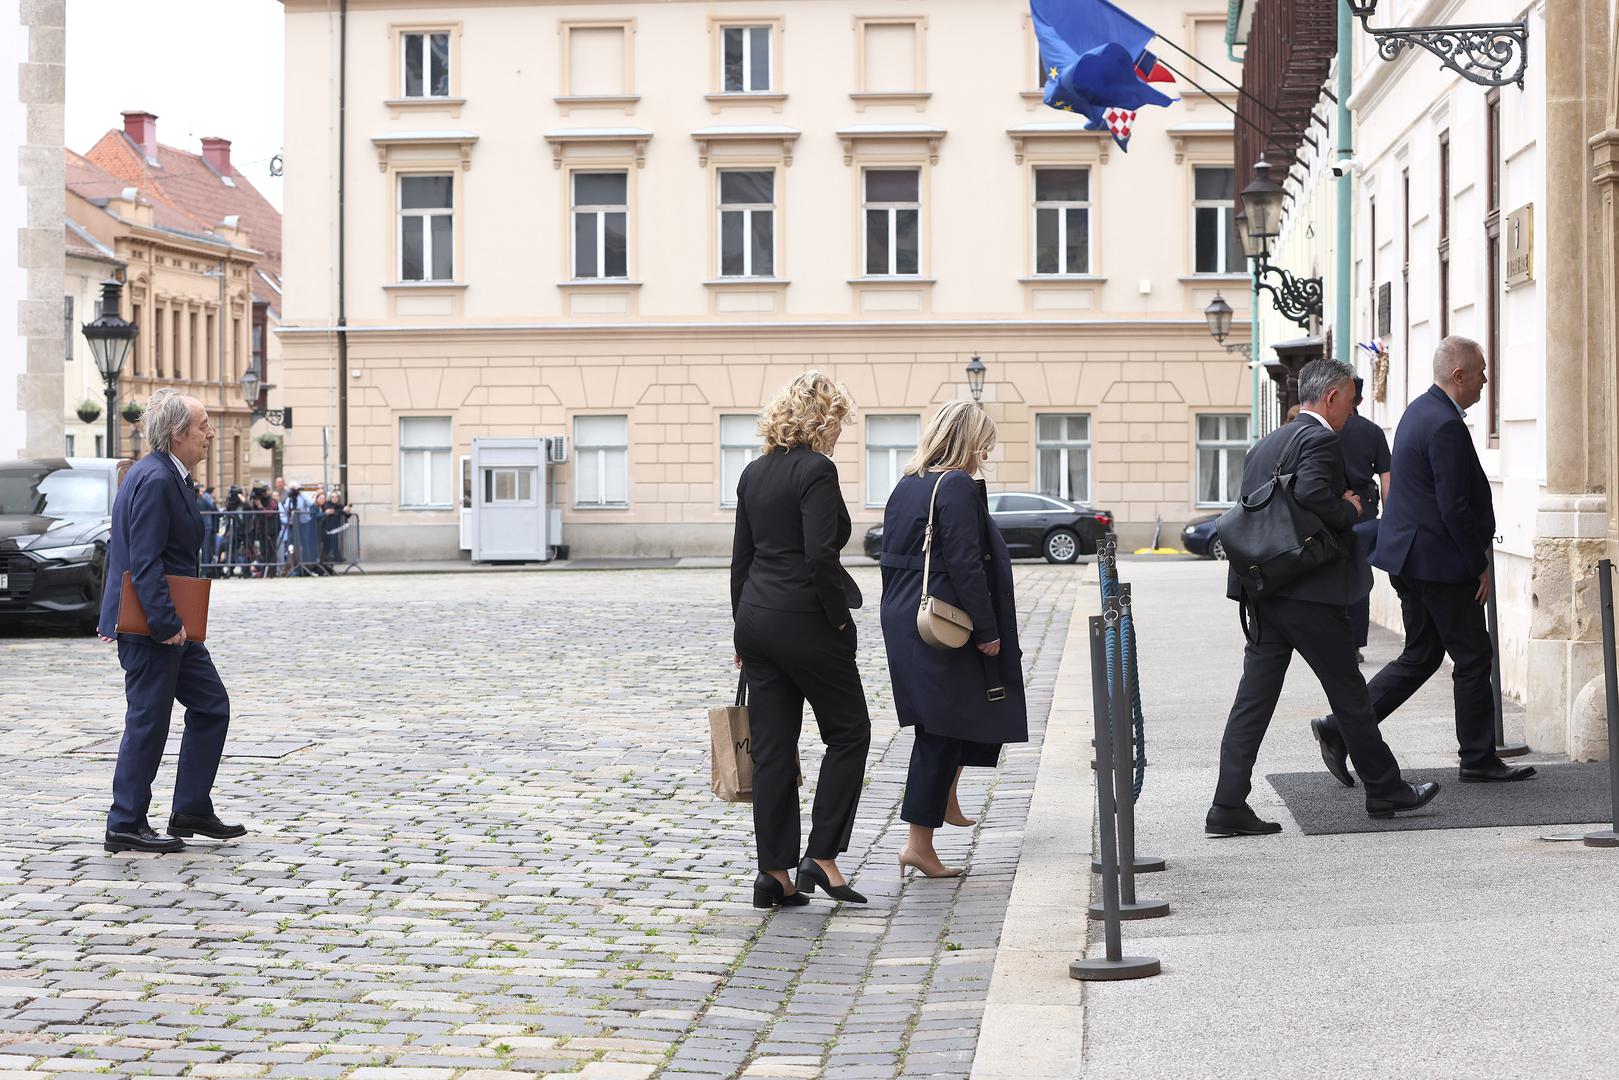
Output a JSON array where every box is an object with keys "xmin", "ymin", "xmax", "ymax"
[{"xmin": 0, "ymin": 565, "xmax": 1076, "ymax": 1080}]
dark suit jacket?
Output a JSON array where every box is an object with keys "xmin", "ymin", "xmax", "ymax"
[
  {"xmin": 97, "ymin": 453, "xmax": 205, "ymax": 643},
  {"xmin": 1225, "ymin": 416, "xmax": 1370, "ymax": 606},
  {"xmin": 730, "ymin": 446, "xmax": 862, "ymax": 629},
  {"xmin": 1372, "ymin": 384, "xmax": 1495, "ymax": 583}
]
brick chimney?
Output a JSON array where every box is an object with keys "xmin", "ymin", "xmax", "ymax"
[
  {"xmin": 201, "ymin": 137, "xmax": 232, "ymax": 175},
  {"xmin": 122, "ymin": 110, "xmax": 158, "ymax": 162}
]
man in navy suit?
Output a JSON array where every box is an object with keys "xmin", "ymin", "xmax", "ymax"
[
  {"xmin": 1314, "ymin": 337, "xmax": 1536, "ymax": 785},
  {"xmin": 98, "ymin": 389, "xmax": 248, "ymax": 853}
]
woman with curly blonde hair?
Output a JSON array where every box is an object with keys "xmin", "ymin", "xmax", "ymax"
[{"xmin": 730, "ymin": 371, "xmax": 871, "ymax": 908}]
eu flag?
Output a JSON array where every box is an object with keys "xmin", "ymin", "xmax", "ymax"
[{"xmin": 1031, "ymin": 0, "xmax": 1174, "ymax": 150}]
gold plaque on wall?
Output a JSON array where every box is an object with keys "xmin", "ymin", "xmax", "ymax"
[{"xmin": 1505, "ymin": 204, "xmax": 1533, "ymax": 288}]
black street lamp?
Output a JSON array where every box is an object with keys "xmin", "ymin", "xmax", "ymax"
[
  {"xmin": 1239, "ymin": 162, "xmax": 1324, "ymax": 332},
  {"xmin": 81, "ymin": 280, "xmax": 138, "ymax": 460},
  {"xmin": 965, "ymin": 354, "xmax": 986, "ymax": 403},
  {"xmin": 240, "ymin": 364, "xmax": 291, "ymax": 428},
  {"xmin": 1203, "ymin": 293, "xmax": 1254, "ymax": 361},
  {"xmin": 1346, "ymin": 1, "xmax": 1527, "ymax": 89}
]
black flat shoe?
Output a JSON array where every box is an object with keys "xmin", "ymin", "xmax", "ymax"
[
  {"xmin": 167, "ymin": 812, "xmax": 248, "ymax": 840},
  {"xmin": 105, "ymin": 826, "xmax": 184, "ymax": 854},
  {"xmin": 752, "ymin": 872, "xmax": 810, "ymax": 909},
  {"xmin": 1204, "ymin": 803, "xmax": 1282, "ymax": 837},
  {"xmin": 1459, "ymin": 759, "xmax": 1537, "ymax": 783},
  {"xmin": 1367, "ymin": 780, "xmax": 1441, "ymax": 818},
  {"xmin": 1310, "ymin": 717, "xmax": 1355, "ymax": 788},
  {"xmin": 796, "ymin": 857, "xmax": 867, "ymax": 904}
]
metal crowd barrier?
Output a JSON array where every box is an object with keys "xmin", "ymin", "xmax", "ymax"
[
  {"xmin": 1072, "ymin": 540, "xmax": 1167, "ymax": 983},
  {"xmin": 198, "ymin": 508, "xmax": 364, "ymax": 577}
]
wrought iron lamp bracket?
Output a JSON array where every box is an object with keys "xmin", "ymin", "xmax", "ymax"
[
  {"xmin": 1252, "ymin": 259, "xmax": 1323, "ymax": 331},
  {"xmin": 1354, "ymin": 13, "xmax": 1528, "ymax": 89},
  {"xmin": 257, "ymin": 408, "xmax": 289, "ymax": 429}
]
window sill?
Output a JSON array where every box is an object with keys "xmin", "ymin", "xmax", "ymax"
[
  {"xmin": 385, "ymin": 97, "xmax": 466, "ymax": 118},
  {"xmin": 705, "ymin": 92, "xmax": 788, "ymax": 111},
  {"xmin": 399, "ymin": 505, "xmax": 455, "ymax": 512},
  {"xmin": 704, "ymin": 278, "xmax": 789, "ymax": 288},
  {"xmin": 847, "ymin": 276, "xmax": 937, "ymax": 286},
  {"xmin": 1194, "ymin": 503, "xmax": 1237, "ymax": 511},
  {"xmin": 574, "ymin": 504, "xmax": 631, "ymax": 511},
  {"xmin": 555, "ymin": 94, "xmax": 642, "ymax": 115},
  {"xmin": 384, "ymin": 281, "xmax": 468, "ymax": 290},
  {"xmin": 1179, "ymin": 274, "xmax": 1251, "ymax": 283},
  {"xmin": 1018, "ymin": 275, "xmax": 1106, "ymax": 284},
  {"xmin": 849, "ymin": 91, "xmax": 931, "ymax": 112},
  {"xmin": 558, "ymin": 279, "xmax": 643, "ymax": 289}
]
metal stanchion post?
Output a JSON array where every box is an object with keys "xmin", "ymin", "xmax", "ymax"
[
  {"xmin": 1487, "ymin": 544, "xmax": 1530, "ymax": 756},
  {"xmin": 1585, "ymin": 559, "xmax": 1619, "ymax": 848},
  {"xmin": 1071, "ymin": 610, "xmax": 1159, "ymax": 981},
  {"xmin": 1091, "ymin": 584, "xmax": 1169, "ymax": 922},
  {"xmin": 1090, "ymin": 540, "xmax": 1167, "ymax": 876}
]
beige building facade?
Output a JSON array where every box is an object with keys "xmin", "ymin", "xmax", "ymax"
[{"xmin": 279, "ymin": 0, "xmax": 1256, "ymax": 560}]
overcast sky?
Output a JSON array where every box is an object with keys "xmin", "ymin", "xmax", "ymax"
[{"xmin": 66, "ymin": 0, "xmax": 285, "ymax": 210}]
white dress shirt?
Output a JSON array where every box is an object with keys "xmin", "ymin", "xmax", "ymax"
[{"xmin": 1298, "ymin": 409, "xmax": 1333, "ymax": 431}]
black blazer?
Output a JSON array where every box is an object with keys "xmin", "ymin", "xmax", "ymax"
[
  {"xmin": 97, "ymin": 452, "xmax": 205, "ymax": 643},
  {"xmin": 1372, "ymin": 384, "xmax": 1495, "ymax": 583},
  {"xmin": 731, "ymin": 446, "xmax": 862, "ymax": 628},
  {"xmin": 1225, "ymin": 416, "xmax": 1370, "ymax": 607}
]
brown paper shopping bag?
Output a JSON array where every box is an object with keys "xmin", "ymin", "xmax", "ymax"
[{"xmin": 709, "ymin": 669, "xmax": 803, "ymax": 802}]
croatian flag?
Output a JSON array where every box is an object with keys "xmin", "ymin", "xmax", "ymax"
[{"xmin": 1031, "ymin": 0, "xmax": 1176, "ymax": 152}]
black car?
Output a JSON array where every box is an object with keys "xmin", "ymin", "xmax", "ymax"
[
  {"xmin": 0, "ymin": 458, "xmax": 128, "ymax": 631},
  {"xmin": 863, "ymin": 491, "xmax": 1114, "ymax": 565},
  {"xmin": 1182, "ymin": 513, "xmax": 1224, "ymax": 559}
]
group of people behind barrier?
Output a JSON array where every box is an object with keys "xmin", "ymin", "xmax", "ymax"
[{"xmin": 194, "ymin": 477, "xmax": 359, "ymax": 577}]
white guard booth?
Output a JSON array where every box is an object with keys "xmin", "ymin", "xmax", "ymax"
[{"xmin": 470, "ymin": 437, "xmax": 562, "ymax": 562}]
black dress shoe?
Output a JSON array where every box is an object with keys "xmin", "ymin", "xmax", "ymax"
[
  {"xmin": 167, "ymin": 812, "xmax": 247, "ymax": 840},
  {"xmin": 1310, "ymin": 717, "xmax": 1354, "ymax": 788},
  {"xmin": 105, "ymin": 826, "xmax": 184, "ymax": 854},
  {"xmin": 751, "ymin": 872, "xmax": 810, "ymax": 909},
  {"xmin": 1459, "ymin": 759, "xmax": 1537, "ymax": 783},
  {"xmin": 796, "ymin": 857, "xmax": 867, "ymax": 904},
  {"xmin": 1366, "ymin": 780, "xmax": 1441, "ymax": 818},
  {"xmin": 1205, "ymin": 803, "xmax": 1282, "ymax": 837}
]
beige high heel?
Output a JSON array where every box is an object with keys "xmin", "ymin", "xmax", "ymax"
[{"xmin": 898, "ymin": 848, "xmax": 964, "ymax": 880}]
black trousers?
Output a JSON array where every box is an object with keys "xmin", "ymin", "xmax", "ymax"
[
  {"xmin": 1325, "ymin": 574, "xmax": 1495, "ymax": 767},
  {"xmin": 1215, "ymin": 596, "xmax": 1404, "ymax": 806},
  {"xmin": 735, "ymin": 602, "xmax": 871, "ymax": 871},
  {"xmin": 901, "ymin": 727, "xmax": 1000, "ymax": 828}
]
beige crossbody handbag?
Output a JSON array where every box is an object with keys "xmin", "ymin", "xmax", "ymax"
[{"xmin": 916, "ymin": 471, "xmax": 975, "ymax": 650}]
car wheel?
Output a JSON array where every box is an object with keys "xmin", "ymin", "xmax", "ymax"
[
  {"xmin": 1210, "ymin": 537, "xmax": 1227, "ymax": 562},
  {"xmin": 79, "ymin": 552, "xmax": 105, "ymax": 633},
  {"xmin": 1044, "ymin": 529, "xmax": 1080, "ymax": 564}
]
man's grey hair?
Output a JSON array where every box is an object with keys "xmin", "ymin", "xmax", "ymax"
[
  {"xmin": 143, "ymin": 389, "xmax": 197, "ymax": 454},
  {"xmin": 1297, "ymin": 357, "xmax": 1355, "ymax": 406},
  {"xmin": 1433, "ymin": 335, "xmax": 1483, "ymax": 382}
]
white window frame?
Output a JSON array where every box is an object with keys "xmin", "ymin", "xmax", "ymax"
[
  {"xmin": 572, "ymin": 171, "xmax": 630, "ymax": 280},
  {"xmin": 399, "ymin": 416, "xmax": 454, "ymax": 510},
  {"xmin": 1196, "ymin": 413, "xmax": 1250, "ymax": 508},
  {"xmin": 1192, "ymin": 166, "xmax": 1240, "ymax": 275},
  {"xmin": 721, "ymin": 25, "xmax": 772, "ymax": 93},
  {"xmin": 402, "ymin": 30, "xmax": 451, "ymax": 99},
  {"xmin": 1032, "ymin": 167, "xmax": 1091, "ymax": 276},
  {"xmin": 574, "ymin": 414, "xmax": 630, "ymax": 509},
  {"xmin": 864, "ymin": 413, "xmax": 920, "ymax": 507},
  {"xmin": 398, "ymin": 174, "xmax": 454, "ymax": 283},
  {"xmin": 1035, "ymin": 413, "xmax": 1091, "ymax": 503},
  {"xmin": 862, "ymin": 168, "xmax": 922, "ymax": 277},
  {"xmin": 483, "ymin": 467, "xmax": 537, "ymax": 506},
  {"xmin": 719, "ymin": 414, "xmax": 763, "ymax": 507},
  {"xmin": 717, "ymin": 169, "xmax": 775, "ymax": 279}
]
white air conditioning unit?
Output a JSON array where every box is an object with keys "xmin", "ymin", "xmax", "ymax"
[{"xmin": 546, "ymin": 436, "xmax": 569, "ymax": 464}]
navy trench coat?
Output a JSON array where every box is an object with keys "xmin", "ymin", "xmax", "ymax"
[{"xmin": 878, "ymin": 470, "xmax": 1028, "ymax": 745}]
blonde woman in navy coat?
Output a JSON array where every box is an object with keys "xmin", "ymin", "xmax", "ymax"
[{"xmin": 879, "ymin": 401, "xmax": 1027, "ymax": 878}]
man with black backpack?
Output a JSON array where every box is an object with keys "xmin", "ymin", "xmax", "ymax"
[{"xmin": 1207, "ymin": 358, "xmax": 1440, "ymax": 836}]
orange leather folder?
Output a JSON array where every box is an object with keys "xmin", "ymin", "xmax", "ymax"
[{"xmin": 116, "ymin": 571, "xmax": 211, "ymax": 643}]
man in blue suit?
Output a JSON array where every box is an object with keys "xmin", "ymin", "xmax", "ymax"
[
  {"xmin": 98, "ymin": 389, "xmax": 248, "ymax": 853},
  {"xmin": 1314, "ymin": 337, "xmax": 1536, "ymax": 785}
]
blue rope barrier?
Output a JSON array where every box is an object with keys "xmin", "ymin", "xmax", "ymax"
[{"xmin": 1098, "ymin": 558, "xmax": 1147, "ymax": 802}]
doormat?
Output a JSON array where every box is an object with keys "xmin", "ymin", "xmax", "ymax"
[
  {"xmin": 1265, "ymin": 763, "xmax": 1614, "ymax": 835},
  {"xmin": 70, "ymin": 737, "xmax": 311, "ymax": 759}
]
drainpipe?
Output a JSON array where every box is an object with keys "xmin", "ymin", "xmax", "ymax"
[
  {"xmin": 1335, "ymin": 0, "xmax": 1353, "ymax": 366},
  {"xmin": 336, "ymin": 0, "xmax": 349, "ymax": 500}
]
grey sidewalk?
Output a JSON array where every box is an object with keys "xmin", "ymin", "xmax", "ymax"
[{"xmin": 976, "ymin": 559, "xmax": 1618, "ymax": 1079}]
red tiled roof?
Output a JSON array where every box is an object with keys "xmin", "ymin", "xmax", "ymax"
[{"xmin": 79, "ymin": 128, "xmax": 283, "ymax": 308}]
